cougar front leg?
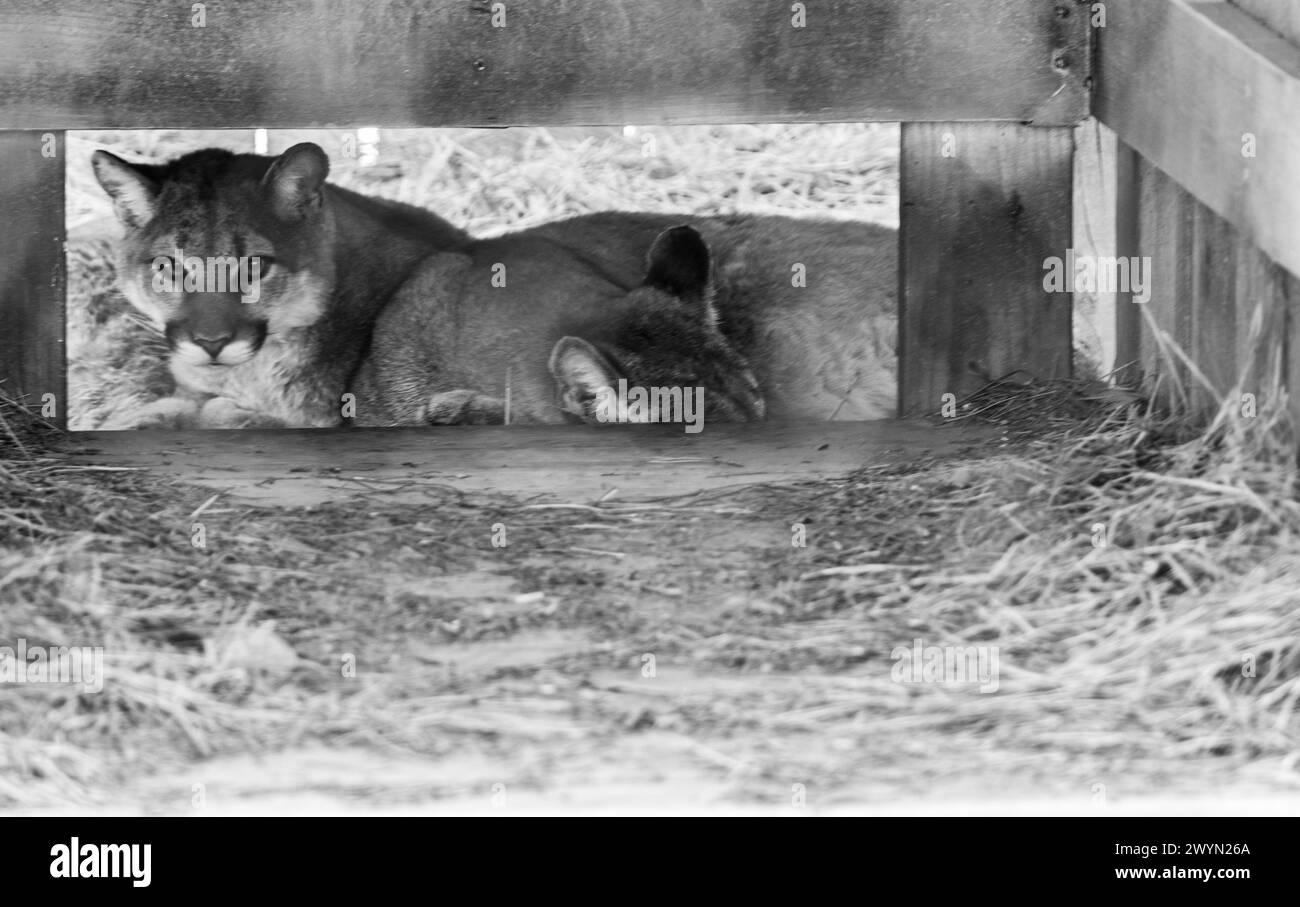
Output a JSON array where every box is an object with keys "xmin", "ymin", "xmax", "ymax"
[
  {"xmin": 421, "ymin": 389, "xmax": 508, "ymax": 425},
  {"xmin": 196, "ymin": 396, "xmax": 287, "ymax": 429},
  {"xmin": 122, "ymin": 395, "xmax": 203, "ymax": 429}
]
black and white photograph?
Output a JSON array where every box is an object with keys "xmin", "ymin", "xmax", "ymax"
[{"xmin": 0, "ymin": 0, "xmax": 1295, "ymax": 865}]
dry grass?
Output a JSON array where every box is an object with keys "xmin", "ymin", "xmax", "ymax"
[{"xmin": 5, "ymin": 352, "xmax": 1300, "ymax": 807}]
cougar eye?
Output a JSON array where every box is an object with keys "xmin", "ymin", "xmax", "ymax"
[{"xmin": 255, "ymin": 256, "xmax": 276, "ymax": 279}]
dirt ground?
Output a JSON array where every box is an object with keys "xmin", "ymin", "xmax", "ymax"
[{"xmin": 54, "ymin": 421, "xmax": 1004, "ymax": 814}]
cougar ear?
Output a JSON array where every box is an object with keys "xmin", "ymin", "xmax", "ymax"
[
  {"xmin": 261, "ymin": 142, "xmax": 330, "ymax": 221},
  {"xmin": 549, "ymin": 336, "xmax": 622, "ymax": 418},
  {"xmin": 644, "ymin": 225, "xmax": 712, "ymax": 300},
  {"xmin": 91, "ymin": 150, "xmax": 160, "ymax": 229}
]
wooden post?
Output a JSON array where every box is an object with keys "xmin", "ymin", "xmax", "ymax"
[
  {"xmin": 0, "ymin": 130, "xmax": 64, "ymax": 425},
  {"xmin": 1113, "ymin": 141, "xmax": 1141, "ymax": 387},
  {"xmin": 898, "ymin": 123, "xmax": 1074, "ymax": 414}
]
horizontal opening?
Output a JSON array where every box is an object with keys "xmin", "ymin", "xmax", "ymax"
[{"xmin": 65, "ymin": 125, "xmax": 900, "ymax": 432}]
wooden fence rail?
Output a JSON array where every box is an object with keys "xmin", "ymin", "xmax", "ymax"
[
  {"xmin": 0, "ymin": 0, "xmax": 1088, "ymax": 128},
  {"xmin": 0, "ymin": 0, "xmax": 1092, "ymax": 424}
]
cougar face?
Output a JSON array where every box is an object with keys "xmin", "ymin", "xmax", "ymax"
[
  {"xmin": 549, "ymin": 225, "xmax": 766, "ymax": 426},
  {"xmin": 91, "ymin": 144, "xmax": 337, "ymax": 396}
]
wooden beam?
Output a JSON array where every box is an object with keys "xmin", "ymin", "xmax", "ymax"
[
  {"xmin": 0, "ymin": 129, "xmax": 64, "ymax": 424},
  {"xmin": 1096, "ymin": 0, "xmax": 1300, "ymax": 278},
  {"xmin": 66, "ymin": 421, "xmax": 999, "ymax": 507},
  {"xmin": 1230, "ymin": 0, "xmax": 1300, "ymax": 45},
  {"xmin": 0, "ymin": 0, "xmax": 1090, "ymax": 129},
  {"xmin": 898, "ymin": 123, "xmax": 1074, "ymax": 415}
]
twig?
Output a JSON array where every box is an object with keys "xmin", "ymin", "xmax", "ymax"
[
  {"xmin": 188, "ymin": 493, "xmax": 223, "ymax": 521},
  {"xmin": 0, "ymin": 408, "xmax": 31, "ymax": 460},
  {"xmin": 571, "ymin": 547, "xmax": 627, "ymax": 560}
]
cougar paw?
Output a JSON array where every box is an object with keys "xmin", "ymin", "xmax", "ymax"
[
  {"xmin": 121, "ymin": 396, "xmax": 200, "ymax": 430},
  {"xmin": 197, "ymin": 397, "xmax": 285, "ymax": 429},
  {"xmin": 423, "ymin": 389, "xmax": 505, "ymax": 425}
]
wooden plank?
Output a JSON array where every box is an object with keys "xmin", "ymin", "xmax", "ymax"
[
  {"xmin": 1231, "ymin": 0, "xmax": 1300, "ymax": 45},
  {"xmin": 1190, "ymin": 202, "xmax": 1239, "ymax": 398},
  {"xmin": 0, "ymin": 0, "xmax": 1091, "ymax": 128},
  {"xmin": 1113, "ymin": 139, "xmax": 1141, "ymax": 385},
  {"xmin": 0, "ymin": 129, "xmax": 64, "ymax": 424},
  {"xmin": 1074, "ymin": 119, "xmax": 1119, "ymax": 382},
  {"xmin": 1232, "ymin": 221, "xmax": 1300, "ymax": 430},
  {"xmin": 1231, "ymin": 233, "xmax": 1291, "ymax": 407},
  {"xmin": 898, "ymin": 123, "xmax": 1074, "ymax": 414},
  {"xmin": 65, "ymin": 421, "xmax": 999, "ymax": 508},
  {"xmin": 1131, "ymin": 153, "xmax": 1300, "ymax": 417},
  {"xmin": 1135, "ymin": 160, "xmax": 1197, "ymax": 405},
  {"xmin": 1096, "ymin": 0, "xmax": 1300, "ymax": 278}
]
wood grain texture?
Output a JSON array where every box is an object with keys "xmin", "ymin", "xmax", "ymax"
[
  {"xmin": 1231, "ymin": 228, "xmax": 1294, "ymax": 414},
  {"xmin": 1096, "ymin": 0, "xmax": 1300, "ymax": 278},
  {"xmin": 0, "ymin": 0, "xmax": 1090, "ymax": 128},
  {"xmin": 0, "ymin": 129, "xmax": 64, "ymax": 423},
  {"xmin": 1132, "ymin": 155, "xmax": 1298, "ymax": 421},
  {"xmin": 898, "ymin": 123, "xmax": 1074, "ymax": 414},
  {"xmin": 1230, "ymin": 0, "xmax": 1300, "ymax": 45},
  {"xmin": 1112, "ymin": 138, "xmax": 1141, "ymax": 385},
  {"xmin": 65, "ymin": 421, "xmax": 998, "ymax": 507},
  {"xmin": 1073, "ymin": 119, "xmax": 1119, "ymax": 381},
  {"xmin": 1233, "ymin": 0, "xmax": 1300, "ymax": 422},
  {"xmin": 1135, "ymin": 161, "xmax": 1196, "ymax": 397},
  {"xmin": 1191, "ymin": 203, "xmax": 1239, "ymax": 398}
]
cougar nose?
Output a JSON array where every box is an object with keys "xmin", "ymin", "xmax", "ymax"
[{"xmin": 192, "ymin": 334, "xmax": 231, "ymax": 359}]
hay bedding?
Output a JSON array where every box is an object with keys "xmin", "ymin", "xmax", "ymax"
[
  {"xmin": 2, "ymin": 125, "xmax": 1296, "ymax": 810},
  {"xmin": 4, "ymin": 372, "xmax": 1300, "ymax": 808}
]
